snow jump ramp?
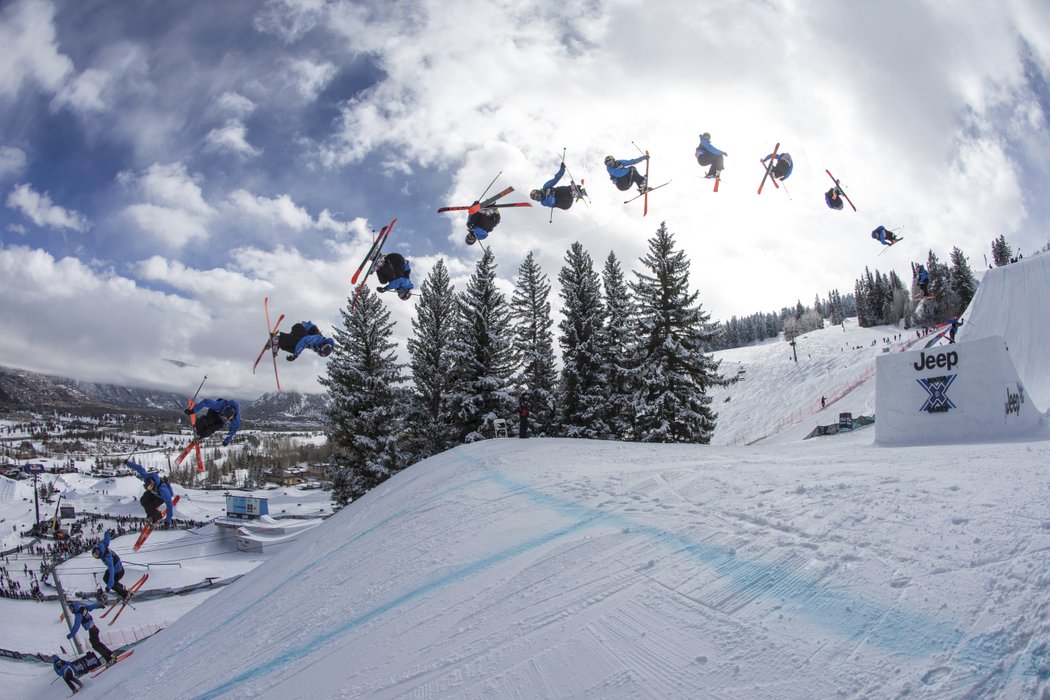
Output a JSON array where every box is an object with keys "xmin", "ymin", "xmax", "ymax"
[{"xmin": 875, "ymin": 335, "xmax": 1043, "ymax": 445}]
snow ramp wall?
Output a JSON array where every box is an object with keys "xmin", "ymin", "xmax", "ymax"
[
  {"xmin": 875, "ymin": 335, "xmax": 1042, "ymax": 445},
  {"xmin": 957, "ymin": 254, "xmax": 1050, "ymax": 410}
]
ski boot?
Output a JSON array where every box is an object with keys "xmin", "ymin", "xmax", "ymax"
[{"xmin": 271, "ymin": 333, "xmax": 280, "ymax": 350}]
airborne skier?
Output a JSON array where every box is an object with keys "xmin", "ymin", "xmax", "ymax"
[
  {"xmin": 871, "ymin": 225, "xmax": 901, "ymax": 246},
  {"xmin": 125, "ymin": 459, "xmax": 175, "ymax": 525},
  {"xmin": 52, "ymin": 655, "xmax": 85, "ymax": 694},
  {"xmin": 466, "ymin": 206, "xmax": 500, "ymax": 245},
  {"xmin": 761, "ymin": 150, "xmax": 793, "ymax": 181},
  {"xmin": 66, "ymin": 601, "xmax": 115, "ymax": 665},
  {"xmin": 531, "ymin": 162, "xmax": 587, "ymax": 209},
  {"xmin": 825, "ymin": 186, "xmax": 844, "ymax": 210},
  {"xmin": 185, "ymin": 398, "xmax": 241, "ymax": 446},
  {"xmin": 914, "ymin": 263, "xmax": 930, "ymax": 298},
  {"xmin": 92, "ymin": 530, "xmax": 130, "ymax": 603},
  {"xmin": 375, "ymin": 252, "xmax": 414, "ymax": 300},
  {"xmin": 604, "ymin": 154, "xmax": 649, "ymax": 193},
  {"xmin": 695, "ymin": 132, "xmax": 727, "ymax": 179},
  {"xmin": 272, "ymin": 321, "xmax": 335, "ymax": 361}
]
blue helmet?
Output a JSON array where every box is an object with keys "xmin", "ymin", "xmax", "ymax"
[{"xmin": 91, "ymin": 544, "xmax": 103, "ymax": 558}]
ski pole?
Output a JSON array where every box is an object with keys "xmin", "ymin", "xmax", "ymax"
[
  {"xmin": 631, "ymin": 141, "xmax": 646, "ymax": 157},
  {"xmin": 477, "ymin": 170, "xmax": 503, "ymax": 202},
  {"xmin": 190, "ymin": 375, "xmax": 207, "ymax": 403}
]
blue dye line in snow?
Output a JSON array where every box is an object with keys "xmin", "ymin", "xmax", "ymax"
[
  {"xmin": 185, "ymin": 476, "xmax": 488, "ymax": 651},
  {"xmin": 190, "ymin": 448, "xmax": 1005, "ymax": 697}
]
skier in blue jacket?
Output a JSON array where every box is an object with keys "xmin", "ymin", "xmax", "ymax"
[
  {"xmin": 604, "ymin": 154, "xmax": 648, "ymax": 192},
  {"xmin": 695, "ymin": 133, "xmax": 727, "ymax": 179},
  {"xmin": 125, "ymin": 459, "xmax": 175, "ymax": 525},
  {"xmin": 185, "ymin": 398, "xmax": 241, "ymax": 446},
  {"xmin": 52, "ymin": 655, "xmax": 84, "ymax": 694},
  {"xmin": 871, "ymin": 225, "xmax": 900, "ymax": 246},
  {"xmin": 915, "ymin": 264, "xmax": 930, "ymax": 297},
  {"xmin": 465, "ymin": 207, "xmax": 500, "ymax": 245},
  {"xmin": 762, "ymin": 151, "xmax": 793, "ymax": 181},
  {"xmin": 375, "ymin": 253, "xmax": 414, "ymax": 300},
  {"xmin": 91, "ymin": 530, "xmax": 130, "ymax": 602},
  {"xmin": 530, "ymin": 162, "xmax": 586, "ymax": 209},
  {"xmin": 66, "ymin": 601, "xmax": 114, "ymax": 664},
  {"xmin": 273, "ymin": 321, "xmax": 335, "ymax": 360}
]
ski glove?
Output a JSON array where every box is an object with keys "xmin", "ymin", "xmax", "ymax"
[
  {"xmin": 376, "ymin": 286, "xmax": 386, "ymax": 293},
  {"xmin": 222, "ymin": 436, "xmax": 232, "ymax": 447},
  {"xmin": 285, "ymin": 354, "xmax": 297, "ymax": 362},
  {"xmin": 183, "ymin": 408, "xmax": 193, "ymax": 415}
]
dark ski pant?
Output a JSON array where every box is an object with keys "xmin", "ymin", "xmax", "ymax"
[
  {"xmin": 614, "ymin": 168, "xmax": 645, "ymax": 191},
  {"xmin": 195, "ymin": 411, "xmax": 224, "ymax": 440},
  {"xmin": 696, "ymin": 152, "xmax": 724, "ymax": 177},
  {"xmin": 106, "ymin": 569, "xmax": 128, "ymax": 599},
  {"xmin": 276, "ymin": 323, "xmax": 319, "ymax": 354},
  {"xmin": 87, "ymin": 626, "xmax": 113, "ymax": 663},
  {"xmin": 140, "ymin": 489, "xmax": 165, "ymax": 523},
  {"xmin": 519, "ymin": 415, "xmax": 529, "ymax": 439},
  {"xmin": 61, "ymin": 668, "xmax": 83, "ymax": 692}
]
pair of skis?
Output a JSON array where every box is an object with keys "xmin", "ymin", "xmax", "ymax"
[
  {"xmin": 825, "ymin": 169, "xmax": 857, "ymax": 211},
  {"xmin": 98, "ymin": 573, "xmax": 148, "ymax": 625},
  {"xmin": 89, "ymin": 650, "xmax": 134, "ymax": 678},
  {"xmin": 132, "ymin": 494, "xmax": 181, "ymax": 551},
  {"xmin": 757, "ymin": 142, "xmax": 781, "ymax": 195},
  {"xmin": 350, "ymin": 218, "xmax": 398, "ymax": 306},
  {"xmin": 622, "ymin": 151, "xmax": 670, "ymax": 216},
  {"xmin": 251, "ymin": 296, "xmax": 285, "ymax": 392},
  {"xmin": 437, "ymin": 187, "xmax": 531, "ymax": 214}
]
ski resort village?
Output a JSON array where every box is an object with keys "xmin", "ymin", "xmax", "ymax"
[{"xmin": 3, "ymin": 1, "xmax": 1050, "ymax": 699}]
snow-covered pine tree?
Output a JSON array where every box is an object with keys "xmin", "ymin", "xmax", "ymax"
[
  {"xmin": 509, "ymin": 252, "xmax": 557, "ymax": 436},
  {"xmin": 600, "ymin": 251, "xmax": 638, "ymax": 439},
  {"xmin": 402, "ymin": 259, "xmax": 458, "ymax": 461},
  {"xmin": 557, "ymin": 241, "xmax": 610, "ymax": 438},
  {"xmin": 948, "ymin": 247, "xmax": 977, "ymax": 314},
  {"xmin": 442, "ymin": 247, "xmax": 516, "ymax": 443},
  {"xmin": 321, "ymin": 284, "xmax": 408, "ymax": 505},
  {"xmin": 629, "ymin": 222, "xmax": 719, "ymax": 443},
  {"xmin": 991, "ymin": 234, "xmax": 1012, "ymax": 267}
]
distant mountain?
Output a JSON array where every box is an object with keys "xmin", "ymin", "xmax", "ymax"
[{"xmin": 0, "ymin": 366, "xmax": 323, "ymax": 427}]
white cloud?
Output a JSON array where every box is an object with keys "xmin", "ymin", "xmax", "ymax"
[
  {"xmin": 0, "ymin": 0, "xmax": 73, "ymax": 99},
  {"xmin": 118, "ymin": 163, "xmax": 216, "ymax": 248},
  {"xmin": 215, "ymin": 91, "xmax": 257, "ymax": 118},
  {"xmin": 226, "ymin": 189, "xmax": 353, "ymax": 234},
  {"xmin": 253, "ymin": 0, "xmax": 328, "ymax": 43},
  {"xmin": 285, "ymin": 57, "xmax": 336, "ymax": 100},
  {"xmin": 123, "ymin": 203, "xmax": 210, "ymax": 248},
  {"xmin": 6, "ymin": 183, "xmax": 88, "ymax": 232},
  {"xmin": 205, "ymin": 120, "xmax": 262, "ymax": 157},
  {"xmin": 0, "ymin": 146, "xmax": 27, "ymax": 180}
]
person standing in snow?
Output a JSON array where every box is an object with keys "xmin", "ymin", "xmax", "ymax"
[
  {"xmin": 272, "ymin": 321, "xmax": 335, "ymax": 361},
  {"xmin": 375, "ymin": 252, "xmax": 414, "ymax": 300},
  {"xmin": 695, "ymin": 132, "xmax": 727, "ymax": 180},
  {"xmin": 52, "ymin": 655, "xmax": 84, "ymax": 694},
  {"xmin": 66, "ymin": 601, "xmax": 114, "ymax": 664},
  {"xmin": 603, "ymin": 155, "xmax": 649, "ymax": 193},
  {"xmin": 125, "ymin": 460, "xmax": 175, "ymax": 525},
  {"xmin": 531, "ymin": 162, "xmax": 587, "ymax": 209},
  {"xmin": 465, "ymin": 206, "xmax": 501, "ymax": 246},
  {"xmin": 762, "ymin": 151, "xmax": 793, "ymax": 181},
  {"xmin": 518, "ymin": 393, "xmax": 531, "ymax": 439},
  {"xmin": 91, "ymin": 530, "xmax": 129, "ymax": 603},
  {"xmin": 185, "ymin": 398, "xmax": 241, "ymax": 446}
]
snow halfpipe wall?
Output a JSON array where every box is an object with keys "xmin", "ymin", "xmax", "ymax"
[{"xmin": 875, "ymin": 335, "xmax": 1043, "ymax": 445}]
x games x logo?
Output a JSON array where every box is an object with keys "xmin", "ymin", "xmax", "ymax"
[{"xmin": 917, "ymin": 374, "xmax": 956, "ymax": 413}]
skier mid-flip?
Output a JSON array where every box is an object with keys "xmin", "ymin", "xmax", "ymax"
[
  {"xmin": 531, "ymin": 162, "xmax": 587, "ymax": 209},
  {"xmin": 762, "ymin": 151, "xmax": 793, "ymax": 181},
  {"xmin": 914, "ymin": 263, "xmax": 930, "ymax": 297},
  {"xmin": 604, "ymin": 154, "xmax": 649, "ymax": 193},
  {"xmin": 374, "ymin": 252, "xmax": 414, "ymax": 300},
  {"xmin": 871, "ymin": 225, "xmax": 901, "ymax": 246},
  {"xmin": 185, "ymin": 398, "xmax": 241, "ymax": 446},
  {"xmin": 125, "ymin": 460, "xmax": 175, "ymax": 525},
  {"xmin": 466, "ymin": 206, "xmax": 500, "ymax": 245},
  {"xmin": 272, "ymin": 321, "xmax": 335, "ymax": 360},
  {"xmin": 825, "ymin": 186, "xmax": 845, "ymax": 210},
  {"xmin": 695, "ymin": 132, "xmax": 727, "ymax": 179}
]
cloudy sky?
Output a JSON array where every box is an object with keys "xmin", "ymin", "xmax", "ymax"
[{"xmin": 1, "ymin": 0, "xmax": 1048, "ymax": 399}]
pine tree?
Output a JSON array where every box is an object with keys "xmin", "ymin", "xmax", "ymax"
[
  {"xmin": 600, "ymin": 251, "xmax": 638, "ymax": 439},
  {"xmin": 403, "ymin": 259, "xmax": 458, "ymax": 460},
  {"xmin": 443, "ymin": 247, "xmax": 516, "ymax": 442},
  {"xmin": 321, "ymin": 285, "xmax": 407, "ymax": 503},
  {"xmin": 629, "ymin": 222, "xmax": 719, "ymax": 443},
  {"xmin": 948, "ymin": 247, "xmax": 977, "ymax": 315},
  {"xmin": 991, "ymin": 234, "xmax": 1012, "ymax": 267},
  {"xmin": 557, "ymin": 242, "xmax": 610, "ymax": 438},
  {"xmin": 509, "ymin": 252, "xmax": 557, "ymax": 436}
]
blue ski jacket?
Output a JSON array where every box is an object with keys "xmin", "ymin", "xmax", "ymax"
[
  {"xmin": 762, "ymin": 152, "xmax": 793, "ymax": 179},
  {"xmin": 52, "ymin": 656, "xmax": 74, "ymax": 678},
  {"xmin": 871, "ymin": 226, "xmax": 895, "ymax": 245},
  {"xmin": 916, "ymin": 266, "xmax": 929, "ymax": 284},
  {"xmin": 125, "ymin": 460, "xmax": 175, "ymax": 522},
  {"xmin": 192, "ymin": 398, "xmax": 241, "ymax": 446},
  {"xmin": 605, "ymin": 156, "xmax": 646, "ymax": 180},
  {"xmin": 67, "ymin": 602, "xmax": 104, "ymax": 638},
  {"xmin": 536, "ymin": 164, "xmax": 567, "ymax": 208},
  {"xmin": 94, "ymin": 531, "xmax": 123, "ymax": 589},
  {"xmin": 291, "ymin": 322, "xmax": 335, "ymax": 358},
  {"xmin": 695, "ymin": 135, "xmax": 725, "ymax": 158}
]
